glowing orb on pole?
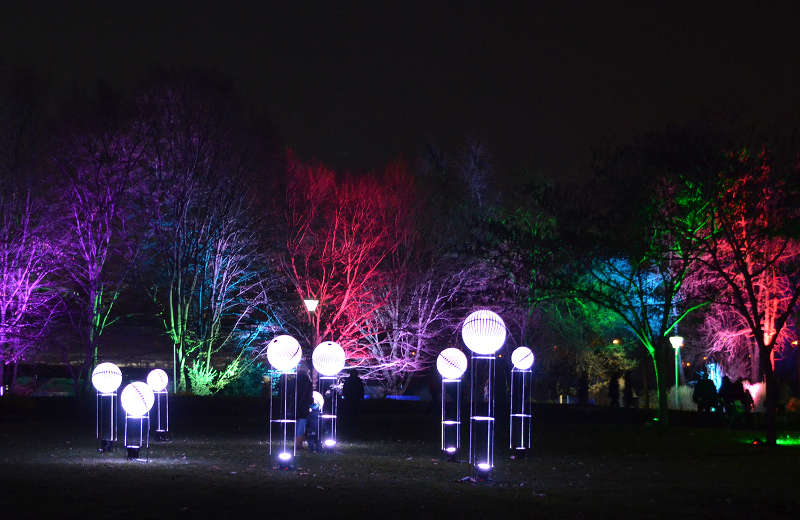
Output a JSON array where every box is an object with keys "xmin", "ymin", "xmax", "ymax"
[
  {"xmin": 146, "ymin": 369, "xmax": 169, "ymax": 392},
  {"xmin": 92, "ymin": 362, "xmax": 122, "ymax": 394},
  {"xmin": 120, "ymin": 382, "xmax": 155, "ymax": 418},
  {"xmin": 511, "ymin": 347, "xmax": 534, "ymax": 370},
  {"xmin": 461, "ymin": 310, "xmax": 506, "ymax": 355},
  {"xmin": 313, "ymin": 391, "xmax": 324, "ymax": 408},
  {"xmin": 267, "ymin": 335, "xmax": 302, "ymax": 372},
  {"xmin": 312, "ymin": 341, "xmax": 345, "ymax": 376},
  {"xmin": 436, "ymin": 348, "xmax": 468, "ymax": 380}
]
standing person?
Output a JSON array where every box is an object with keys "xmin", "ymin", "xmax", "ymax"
[
  {"xmin": 692, "ymin": 373, "xmax": 718, "ymax": 414},
  {"xmin": 295, "ymin": 365, "xmax": 313, "ymax": 449},
  {"xmin": 608, "ymin": 372, "xmax": 620, "ymax": 407},
  {"xmin": 623, "ymin": 372, "xmax": 634, "ymax": 408},
  {"xmin": 342, "ymin": 370, "xmax": 364, "ymax": 430}
]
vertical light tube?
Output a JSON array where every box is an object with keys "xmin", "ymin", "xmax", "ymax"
[
  {"xmin": 510, "ymin": 368, "xmax": 532, "ymax": 450},
  {"xmin": 319, "ymin": 375, "xmax": 338, "ymax": 450}
]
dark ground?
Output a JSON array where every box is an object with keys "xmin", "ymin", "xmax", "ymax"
[{"xmin": 1, "ymin": 397, "xmax": 799, "ymax": 519}]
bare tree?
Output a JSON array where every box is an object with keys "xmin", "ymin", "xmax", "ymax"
[
  {"xmin": 50, "ymin": 114, "xmax": 146, "ymax": 394},
  {"xmin": 0, "ymin": 186, "xmax": 61, "ymax": 390},
  {"xmin": 282, "ymin": 156, "xmax": 401, "ymax": 360},
  {"xmin": 688, "ymin": 147, "xmax": 800, "ymax": 445},
  {"xmin": 143, "ymin": 76, "xmax": 279, "ymax": 393}
]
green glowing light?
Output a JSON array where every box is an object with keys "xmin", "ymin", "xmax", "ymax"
[{"xmin": 777, "ymin": 436, "xmax": 800, "ymax": 446}]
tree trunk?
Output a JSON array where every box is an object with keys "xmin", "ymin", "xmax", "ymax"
[
  {"xmin": 655, "ymin": 347, "xmax": 668, "ymax": 423},
  {"xmin": 761, "ymin": 344, "xmax": 777, "ymax": 446},
  {"xmin": 10, "ymin": 362, "xmax": 18, "ymax": 392}
]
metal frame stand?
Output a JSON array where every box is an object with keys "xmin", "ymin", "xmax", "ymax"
[
  {"xmin": 151, "ymin": 389, "xmax": 169, "ymax": 441},
  {"xmin": 509, "ymin": 367, "xmax": 532, "ymax": 454},
  {"xmin": 96, "ymin": 392, "xmax": 117, "ymax": 453},
  {"xmin": 269, "ymin": 370, "xmax": 297, "ymax": 469},
  {"xmin": 441, "ymin": 378, "xmax": 461, "ymax": 460},
  {"xmin": 318, "ymin": 375, "xmax": 338, "ymax": 452},
  {"xmin": 124, "ymin": 413, "xmax": 150, "ymax": 461},
  {"xmin": 469, "ymin": 354, "xmax": 495, "ymax": 480}
]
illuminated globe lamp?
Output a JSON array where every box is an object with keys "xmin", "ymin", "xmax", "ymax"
[
  {"xmin": 146, "ymin": 369, "xmax": 169, "ymax": 441},
  {"xmin": 509, "ymin": 346, "xmax": 534, "ymax": 455},
  {"xmin": 461, "ymin": 309, "xmax": 506, "ymax": 480},
  {"xmin": 312, "ymin": 341, "xmax": 346, "ymax": 452},
  {"xmin": 266, "ymin": 335, "xmax": 302, "ymax": 469},
  {"xmin": 120, "ymin": 381, "xmax": 155, "ymax": 461},
  {"xmin": 91, "ymin": 362, "xmax": 122, "ymax": 453},
  {"xmin": 437, "ymin": 348, "xmax": 468, "ymax": 461}
]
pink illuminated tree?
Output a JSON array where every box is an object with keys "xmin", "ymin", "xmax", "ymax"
[
  {"xmin": 689, "ymin": 147, "xmax": 800, "ymax": 445},
  {"xmin": 282, "ymin": 155, "xmax": 401, "ymax": 362}
]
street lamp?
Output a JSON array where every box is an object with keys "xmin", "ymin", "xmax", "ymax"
[
  {"xmin": 303, "ymin": 299, "xmax": 319, "ymax": 313},
  {"xmin": 669, "ymin": 335, "xmax": 684, "ymax": 409}
]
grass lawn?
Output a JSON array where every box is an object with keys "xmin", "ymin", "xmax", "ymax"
[{"xmin": 1, "ymin": 397, "xmax": 799, "ymax": 519}]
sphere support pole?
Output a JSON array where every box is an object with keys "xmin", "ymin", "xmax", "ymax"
[
  {"xmin": 96, "ymin": 392, "xmax": 117, "ymax": 452},
  {"xmin": 509, "ymin": 367, "xmax": 532, "ymax": 452},
  {"xmin": 318, "ymin": 375, "xmax": 338, "ymax": 451},
  {"xmin": 441, "ymin": 379, "xmax": 461, "ymax": 458},
  {"xmin": 469, "ymin": 353, "xmax": 495, "ymax": 479}
]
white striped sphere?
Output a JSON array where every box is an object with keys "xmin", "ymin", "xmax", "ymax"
[
  {"xmin": 312, "ymin": 341, "xmax": 346, "ymax": 376},
  {"xmin": 91, "ymin": 362, "xmax": 122, "ymax": 394},
  {"xmin": 120, "ymin": 381, "xmax": 155, "ymax": 417},
  {"xmin": 436, "ymin": 348, "xmax": 468, "ymax": 379},
  {"xmin": 511, "ymin": 346, "xmax": 534, "ymax": 370},
  {"xmin": 461, "ymin": 310, "xmax": 506, "ymax": 355},
  {"xmin": 313, "ymin": 391, "xmax": 324, "ymax": 408},
  {"xmin": 267, "ymin": 335, "xmax": 302, "ymax": 372},
  {"xmin": 146, "ymin": 368, "xmax": 169, "ymax": 392}
]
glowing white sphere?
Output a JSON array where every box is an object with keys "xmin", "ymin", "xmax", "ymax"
[
  {"xmin": 511, "ymin": 346, "xmax": 534, "ymax": 370},
  {"xmin": 461, "ymin": 310, "xmax": 506, "ymax": 355},
  {"xmin": 120, "ymin": 382, "xmax": 155, "ymax": 418},
  {"xmin": 312, "ymin": 341, "xmax": 346, "ymax": 376},
  {"xmin": 91, "ymin": 362, "xmax": 122, "ymax": 394},
  {"xmin": 313, "ymin": 391, "xmax": 324, "ymax": 408},
  {"xmin": 146, "ymin": 368, "xmax": 169, "ymax": 392},
  {"xmin": 436, "ymin": 348, "xmax": 468, "ymax": 379},
  {"xmin": 267, "ymin": 335, "xmax": 302, "ymax": 372}
]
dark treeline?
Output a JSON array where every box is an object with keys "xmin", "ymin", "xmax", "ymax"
[{"xmin": 1, "ymin": 69, "xmax": 799, "ymax": 446}]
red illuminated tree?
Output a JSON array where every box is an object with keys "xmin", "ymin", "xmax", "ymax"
[
  {"xmin": 282, "ymin": 156, "xmax": 401, "ymax": 362},
  {"xmin": 690, "ymin": 147, "xmax": 800, "ymax": 445}
]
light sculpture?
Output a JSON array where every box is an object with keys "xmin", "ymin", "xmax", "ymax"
[
  {"xmin": 312, "ymin": 341, "xmax": 345, "ymax": 452},
  {"xmin": 437, "ymin": 348, "xmax": 468, "ymax": 459},
  {"xmin": 267, "ymin": 335, "xmax": 302, "ymax": 469},
  {"xmin": 92, "ymin": 362, "xmax": 122, "ymax": 453},
  {"xmin": 147, "ymin": 369, "xmax": 169, "ymax": 440},
  {"xmin": 267, "ymin": 335, "xmax": 303, "ymax": 373},
  {"xmin": 509, "ymin": 346, "xmax": 534, "ymax": 453},
  {"xmin": 462, "ymin": 309, "xmax": 506, "ymax": 480},
  {"xmin": 120, "ymin": 381, "xmax": 155, "ymax": 460}
]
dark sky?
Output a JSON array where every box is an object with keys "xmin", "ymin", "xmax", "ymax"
[{"xmin": 1, "ymin": 1, "xmax": 798, "ymax": 179}]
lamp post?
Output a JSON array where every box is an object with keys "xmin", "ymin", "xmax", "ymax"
[
  {"xmin": 267, "ymin": 335, "xmax": 302, "ymax": 470},
  {"xmin": 509, "ymin": 346, "xmax": 534, "ymax": 454},
  {"xmin": 669, "ymin": 336, "xmax": 684, "ymax": 409}
]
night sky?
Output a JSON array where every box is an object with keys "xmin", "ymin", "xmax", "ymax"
[{"xmin": 1, "ymin": 2, "xmax": 797, "ymax": 179}]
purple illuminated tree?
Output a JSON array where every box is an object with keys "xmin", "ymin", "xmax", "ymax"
[
  {"xmin": 0, "ymin": 186, "xmax": 61, "ymax": 390},
  {"xmin": 49, "ymin": 98, "xmax": 148, "ymax": 394}
]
